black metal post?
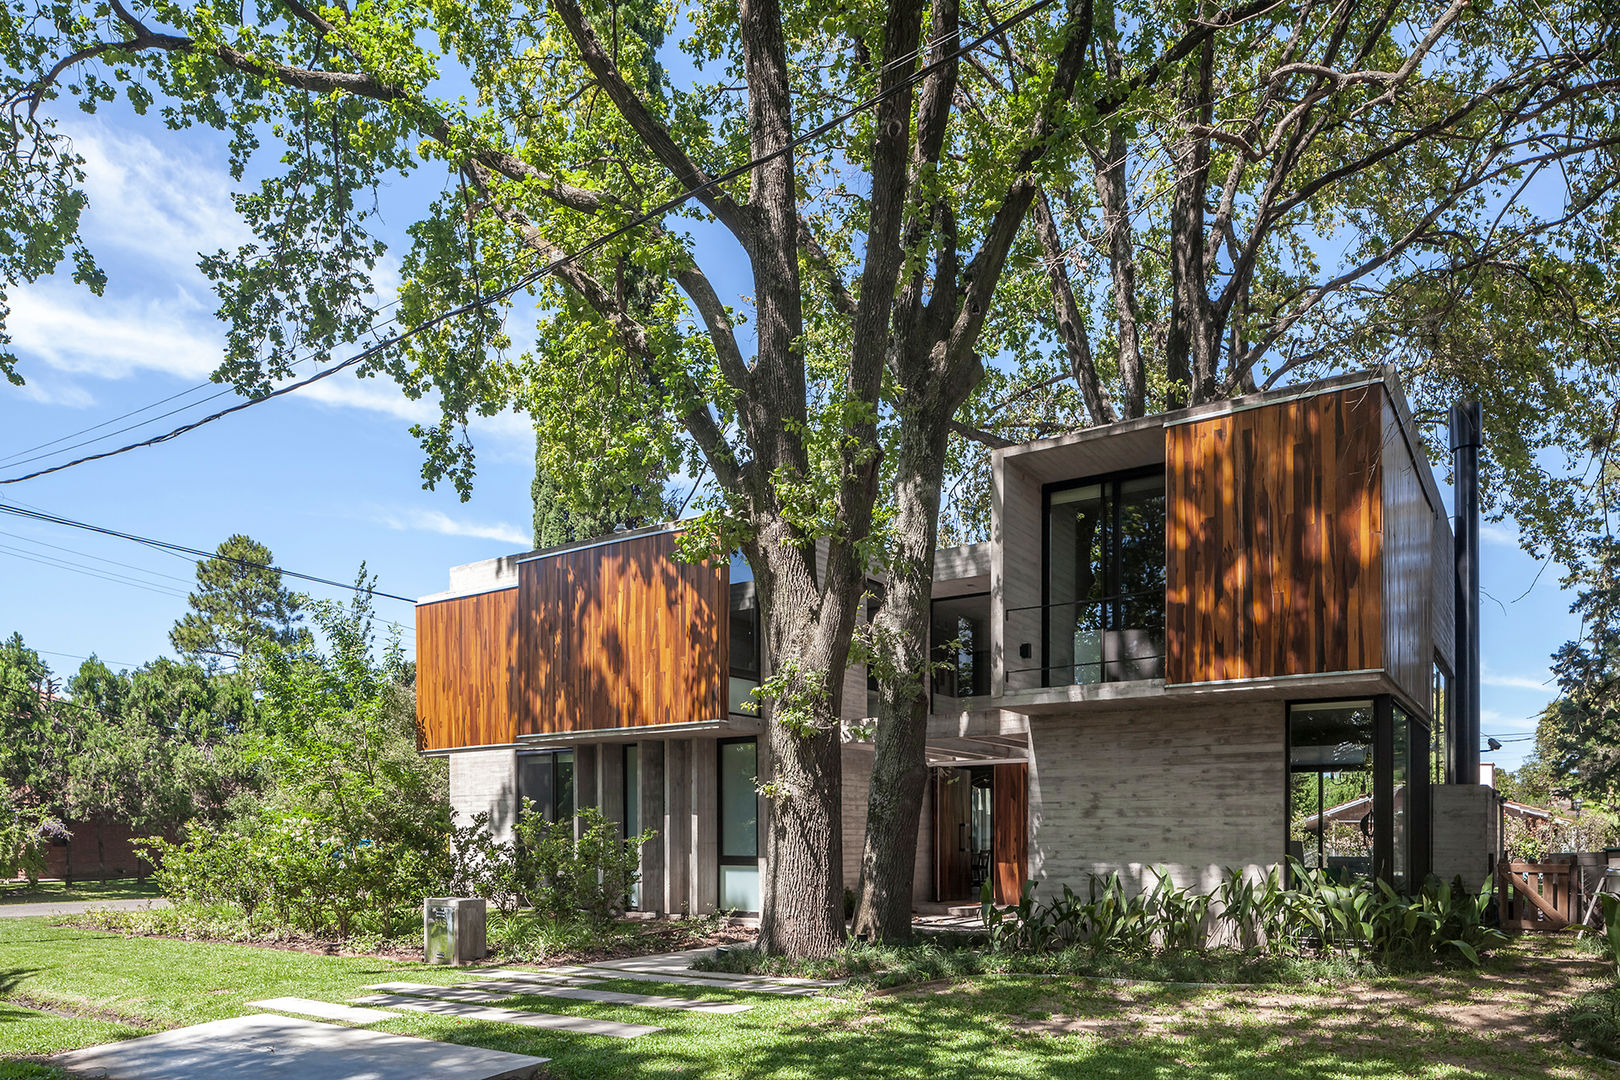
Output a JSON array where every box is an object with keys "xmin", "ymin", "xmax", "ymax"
[{"xmin": 1450, "ymin": 402, "xmax": 1483, "ymax": 785}]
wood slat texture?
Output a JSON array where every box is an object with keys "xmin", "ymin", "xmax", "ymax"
[
  {"xmin": 1165, "ymin": 385, "xmax": 1386, "ymax": 684},
  {"xmin": 993, "ymin": 763, "xmax": 1029, "ymax": 906},
  {"xmin": 934, "ymin": 768, "xmax": 972, "ymax": 902},
  {"xmin": 415, "ymin": 587, "xmax": 519, "ymax": 752},
  {"xmin": 1381, "ymin": 395, "xmax": 1440, "ymax": 710},
  {"xmin": 516, "ymin": 531, "xmax": 727, "ymax": 735}
]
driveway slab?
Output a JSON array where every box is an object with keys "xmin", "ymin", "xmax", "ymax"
[
  {"xmin": 51, "ymin": 1012, "xmax": 547, "ymax": 1079},
  {"xmin": 0, "ymin": 897, "xmax": 170, "ymax": 919}
]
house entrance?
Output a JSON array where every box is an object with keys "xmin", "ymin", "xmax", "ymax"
[{"xmin": 933, "ymin": 762, "xmax": 1028, "ymax": 904}]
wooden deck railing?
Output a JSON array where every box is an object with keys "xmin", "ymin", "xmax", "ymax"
[{"xmin": 1497, "ymin": 860, "xmax": 1575, "ymax": 930}]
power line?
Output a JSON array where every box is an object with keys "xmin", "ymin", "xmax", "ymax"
[
  {"xmin": 0, "ymin": 546, "xmax": 192, "ymax": 600},
  {"xmin": 0, "ymin": 528, "xmax": 199, "ymax": 586},
  {"xmin": 0, "ymin": 501, "xmax": 416, "ymax": 603},
  {"xmin": 0, "ymin": 0, "xmax": 1064, "ymax": 486}
]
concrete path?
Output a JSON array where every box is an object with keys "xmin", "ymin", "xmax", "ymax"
[
  {"xmin": 247, "ymin": 997, "xmax": 400, "ymax": 1025},
  {"xmin": 351, "ymin": 994, "xmax": 662, "ymax": 1038},
  {"xmin": 51, "ymin": 1012, "xmax": 547, "ymax": 1079},
  {"xmin": 526, "ymin": 965, "xmax": 822, "ymax": 997},
  {"xmin": 374, "ymin": 978, "xmax": 751, "ymax": 1014},
  {"xmin": 0, "ymin": 897, "xmax": 169, "ymax": 918}
]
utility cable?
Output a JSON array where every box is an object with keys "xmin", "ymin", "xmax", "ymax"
[{"xmin": 0, "ymin": 501, "xmax": 415, "ymax": 603}]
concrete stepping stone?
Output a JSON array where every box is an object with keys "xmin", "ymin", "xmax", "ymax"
[
  {"xmin": 576, "ymin": 953, "xmax": 844, "ymax": 987},
  {"xmin": 246, "ymin": 997, "xmax": 399, "ymax": 1025},
  {"xmin": 539, "ymin": 964, "xmax": 823, "ymax": 996},
  {"xmin": 352, "ymin": 994, "xmax": 661, "ymax": 1038},
  {"xmin": 466, "ymin": 971, "xmax": 605, "ymax": 990},
  {"xmin": 51, "ymin": 1012, "xmax": 546, "ymax": 1079},
  {"xmin": 365, "ymin": 982, "xmax": 507, "ymax": 1003},
  {"xmin": 467, "ymin": 981, "xmax": 751, "ymax": 1014}
]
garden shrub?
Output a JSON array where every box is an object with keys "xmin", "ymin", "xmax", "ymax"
[
  {"xmin": 0, "ymin": 789, "xmax": 68, "ymax": 887},
  {"xmin": 978, "ymin": 861, "xmax": 1505, "ymax": 968}
]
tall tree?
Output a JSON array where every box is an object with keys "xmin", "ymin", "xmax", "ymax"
[
  {"xmin": 2, "ymin": 0, "xmax": 1138, "ymax": 956},
  {"xmin": 169, "ymin": 535, "xmax": 304, "ymax": 669},
  {"xmin": 854, "ymin": 0, "xmax": 1620, "ymax": 939}
]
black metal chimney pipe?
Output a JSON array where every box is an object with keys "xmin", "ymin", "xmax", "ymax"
[{"xmin": 1450, "ymin": 402, "xmax": 1483, "ymax": 785}]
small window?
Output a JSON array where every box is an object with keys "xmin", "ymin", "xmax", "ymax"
[{"xmin": 517, "ymin": 750, "xmax": 575, "ymax": 821}]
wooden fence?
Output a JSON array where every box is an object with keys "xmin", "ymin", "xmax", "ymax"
[{"xmin": 1497, "ymin": 860, "xmax": 1576, "ymax": 930}]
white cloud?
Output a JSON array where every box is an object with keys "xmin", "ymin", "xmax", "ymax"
[
  {"xmin": 65, "ymin": 120, "xmax": 254, "ymax": 273},
  {"xmin": 10, "ymin": 284, "xmax": 224, "ymax": 384},
  {"xmin": 1480, "ymin": 522, "xmax": 1520, "ymax": 547},
  {"xmin": 1481, "ymin": 671, "xmax": 1552, "ymax": 692},
  {"xmin": 374, "ymin": 508, "xmax": 530, "ymax": 548}
]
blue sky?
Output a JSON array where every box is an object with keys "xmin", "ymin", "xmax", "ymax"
[{"xmin": 0, "ymin": 105, "xmax": 1579, "ymax": 773}]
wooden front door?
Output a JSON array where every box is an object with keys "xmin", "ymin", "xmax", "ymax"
[
  {"xmin": 992, "ymin": 763, "xmax": 1029, "ymax": 905},
  {"xmin": 933, "ymin": 768, "xmax": 973, "ymax": 901}
]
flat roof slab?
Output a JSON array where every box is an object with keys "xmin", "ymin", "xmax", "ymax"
[{"xmin": 51, "ymin": 1012, "xmax": 547, "ymax": 1080}]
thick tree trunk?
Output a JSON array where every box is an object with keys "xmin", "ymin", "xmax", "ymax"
[
  {"xmin": 750, "ymin": 524, "xmax": 857, "ymax": 958},
  {"xmin": 852, "ymin": 375, "xmax": 960, "ymax": 941}
]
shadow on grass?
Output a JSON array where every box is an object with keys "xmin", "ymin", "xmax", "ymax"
[{"xmin": 0, "ymin": 968, "xmax": 42, "ymax": 1002}]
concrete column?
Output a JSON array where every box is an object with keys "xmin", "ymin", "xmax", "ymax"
[
  {"xmin": 448, "ymin": 749, "xmax": 518, "ymax": 846},
  {"xmin": 638, "ymin": 740, "xmax": 666, "ymax": 913},
  {"xmin": 664, "ymin": 739, "xmax": 692, "ymax": 916},
  {"xmin": 573, "ymin": 745, "xmax": 598, "ymax": 838},
  {"xmin": 599, "ymin": 742, "xmax": 626, "ymax": 832},
  {"xmin": 691, "ymin": 740, "xmax": 718, "ymax": 914},
  {"xmin": 1432, "ymin": 785, "xmax": 1499, "ymax": 888}
]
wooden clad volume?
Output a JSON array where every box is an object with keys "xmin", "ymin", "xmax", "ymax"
[
  {"xmin": 516, "ymin": 531, "xmax": 728, "ymax": 735},
  {"xmin": 1165, "ymin": 385, "xmax": 1386, "ymax": 685},
  {"xmin": 415, "ymin": 586, "xmax": 518, "ymax": 752},
  {"xmin": 992, "ymin": 763, "xmax": 1029, "ymax": 905}
]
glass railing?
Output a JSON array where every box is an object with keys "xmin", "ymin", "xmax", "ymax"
[{"xmin": 1006, "ymin": 593, "xmax": 1164, "ymax": 687}]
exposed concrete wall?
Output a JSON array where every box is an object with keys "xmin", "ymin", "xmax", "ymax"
[
  {"xmin": 638, "ymin": 740, "xmax": 666, "ymax": 913},
  {"xmin": 1432, "ymin": 784, "xmax": 1498, "ymax": 889},
  {"xmin": 664, "ymin": 739, "xmax": 693, "ymax": 915},
  {"xmin": 448, "ymin": 749, "xmax": 518, "ymax": 846},
  {"xmin": 691, "ymin": 741, "xmax": 719, "ymax": 915},
  {"xmin": 840, "ymin": 741, "xmax": 874, "ymax": 892},
  {"xmin": 1027, "ymin": 700, "xmax": 1286, "ymax": 896}
]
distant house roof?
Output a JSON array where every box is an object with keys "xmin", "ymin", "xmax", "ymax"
[{"xmin": 1298, "ymin": 794, "xmax": 1567, "ymax": 832}]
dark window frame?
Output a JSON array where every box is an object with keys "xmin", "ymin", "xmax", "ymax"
[
  {"xmin": 516, "ymin": 749, "xmax": 575, "ymax": 822},
  {"xmin": 1284, "ymin": 694, "xmax": 1431, "ymax": 893},
  {"xmin": 717, "ymin": 736, "xmax": 760, "ymax": 913},
  {"xmin": 1040, "ymin": 465, "xmax": 1166, "ymax": 688},
  {"xmin": 930, "ymin": 590, "xmax": 993, "ymax": 699}
]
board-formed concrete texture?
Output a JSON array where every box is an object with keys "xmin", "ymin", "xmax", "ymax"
[
  {"xmin": 351, "ymin": 994, "xmax": 663, "ymax": 1038},
  {"xmin": 245, "ymin": 997, "xmax": 399, "ymax": 1025},
  {"xmin": 51, "ymin": 1012, "xmax": 547, "ymax": 1080}
]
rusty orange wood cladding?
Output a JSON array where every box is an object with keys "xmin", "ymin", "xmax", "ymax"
[
  {"xmin": 415, "ymin": 531, "xmax": 729, "ymax": 750},
  {"xmin": 415, "ymin": 586, "xmax": 519, "ymax": 752},
  {"xmin": 992, "ymin": 763, "xmax": 1029, "ymax": 906},
  {"xmin": 1165, "ymin": 385, "xmax": 1390, "ymax": 685},
  {"xmin": 516, "ymin": 531, "xmax": 727, "ymax": 735}
]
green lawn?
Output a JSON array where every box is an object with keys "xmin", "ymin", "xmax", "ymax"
[
  {"xmin": 0, "ymin": 880, "xmax": 162, "ymax": 905},
  {"xmin": 1, "ymin": 918, "xmax": 1614, "ymax": 1078}
]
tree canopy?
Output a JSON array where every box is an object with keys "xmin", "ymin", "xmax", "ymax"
[{"xmin": 169, "ymin": 535, "xmax": 304, "ymax": 669}]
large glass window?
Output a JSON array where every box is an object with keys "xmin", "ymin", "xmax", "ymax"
[
  {"xmin": 1431, "ymin": 661, "xmax": 1452, "ymax": 785},
  {"xmin": 718, "ymin": 738, "xmax": 760, "ymax": 912},
  {"xmin": 931, "ymin": 593, "xmax": 991, "ymax": 698},
  {"xmin": 729, "ymin": 579, "xmax": 760, "ymax": 716},
  {"xmin": 1043, "ymin": 471, "xmax": 1165, "ymax": 685},
  {"xmin": 1392, "ymin": 705, "xmax": 1411, "ymax": 893},
  {"xmin": 1288, "ymin": 701, "xmax": 1375, "ymax": 879},
  {"xmin": 517, "ymin": 749, "xmax": 575, "ymax": 821}
]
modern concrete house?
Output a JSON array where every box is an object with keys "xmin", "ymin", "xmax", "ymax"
[{"xmin": 414, "ymin": 368, "xmax": 1498, "ymax": 916}]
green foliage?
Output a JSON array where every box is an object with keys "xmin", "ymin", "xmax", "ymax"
[
  {"xmin": 1548, "ymin": 539, "xmax": 1620, "ymax": 805},
  {"xmin": 1596, "ymin": 893, "xmax": 1620, "ymax": 982},
  {"xmin": 531, "ymin": 437, "xmax": 671, "ymax": 549},
  {"xmin": 0, "ymin": 788, "xmax": 67, "ymax": 886},
  {"xmin": 977, "ymin": 865, "xmax": 1506, "ymax": 969},
  {"xmin": 449, "ymin": 803, "xmax": 652, "ymax": 928},
  {"xmin": 169, "ymin": 535, "xmax": 304, "ymax": 670}
]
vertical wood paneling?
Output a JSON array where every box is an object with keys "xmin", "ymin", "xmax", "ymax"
[
  {"xmin": 1165, "ymin": 386, "xmax": 1386, "ymax": 684},
  {"xmin": 993, "ymin": 763, "xmax": 1029, "ymax": 905},
  {"xmin": 1381, "ymin": 398, "xmax": 1438, "ymax": 710},
  {"xmin": 516, "ymin": 531, "xmax": 728, "ymax": 734},
  {"xmin": 415, "ymin": 587, "xmax": 519, "ymax": 751}
]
